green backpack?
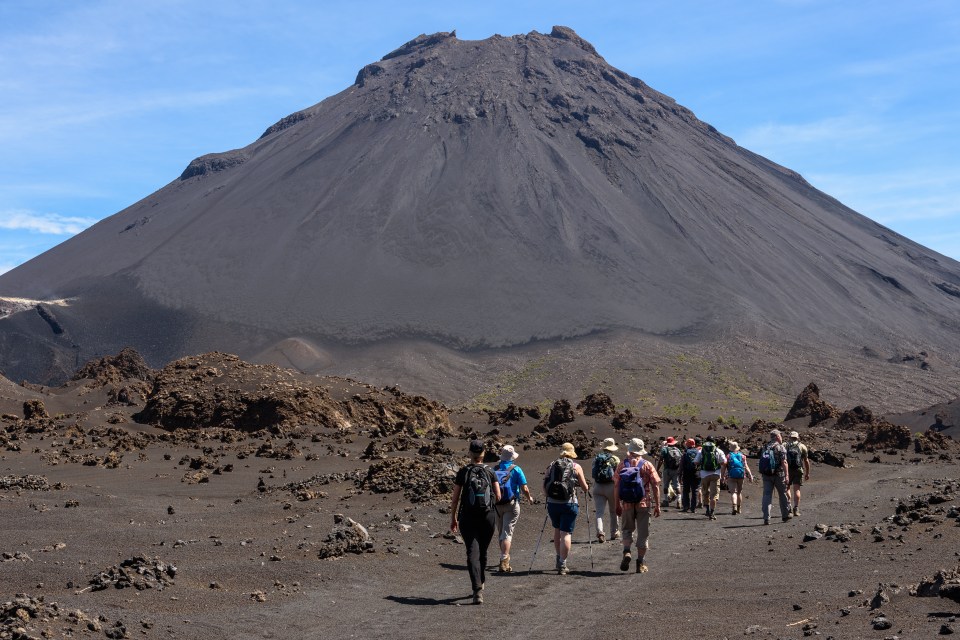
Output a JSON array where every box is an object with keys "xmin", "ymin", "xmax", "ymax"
[{"xmin": 701, "ymin": 441, "xmax": 720, "ymax": 472}]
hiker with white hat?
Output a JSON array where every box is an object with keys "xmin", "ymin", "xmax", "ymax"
[
  {"xmin": 542, "ymin": 442, "xmax": 590, "ymax": 575},
  {"xmin": 493, "ymin": 444, "xmax": 534, "ymax": 573},
  {"xmin": 590, "ymin": 437, "xmax": 621, "ymax": 543},
  {"xmin": 613, "ymin": 438, "xmax": 661, "ymax": 573},
  {"xmin": 724, "ymin": 441, "xmax": 754, "ymax": 515},
  {"xmin": 786, "ymin": 431, "xmax": 810, "ymax": 516}
]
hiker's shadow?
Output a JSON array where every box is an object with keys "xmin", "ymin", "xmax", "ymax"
[{"xmin": 385, "ymin": 594, "xmax": 473, "ymax": 606}]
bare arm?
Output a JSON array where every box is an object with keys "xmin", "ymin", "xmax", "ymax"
[{"xmin": 449, "ymin": 484, "xmax": 462, "ymax": 532}]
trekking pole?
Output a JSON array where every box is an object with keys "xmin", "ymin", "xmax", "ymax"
[
  {"xmin": 528, "ymin": 512, "xmax": 549, "ymax": 573},
  {"xmin": 584, "ymin": 490, "xmax": 595, "ymax": 570}
]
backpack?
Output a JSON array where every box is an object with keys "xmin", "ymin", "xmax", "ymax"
[
  {"xmin": 759, "ymin": 444, "xmax": 781, "ymax": 476},
  {"xmin": 462, "ymin": 464, "xmax": 494, "ymax": 511},
  {"xmin": 495, "ymin": 464, "xmax": 517, "ymax": 504},
  {"xmin": 727, "ymin": 452, "xmax": 745, "ymax": 479},
  {"xmin": 545, "ymin": 458, "xmax": 577, "ymax": 501},
  {"xmin": 662, "ymin": 446, "xmax": 682, "ymax": 470},
  {"xmin": 786, "ymin": 443, "xmax": 803, "ymax": 469},
  {"xmin": 592, "ymin": 452, "xmax": 616, "ymax": 484},
  {"xmin": 701, "ymin": 441, "xmax": 720, "ymax": 472},
  {"xmin": 682, "ymin": 448, "xmax": 699, "ymax": 474},
  {"xmin": 617, "ymin": 458, "xmax": 647, "ymax": 503}
]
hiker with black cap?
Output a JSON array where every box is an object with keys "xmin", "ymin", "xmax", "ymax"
[
  {"xmin": 758, "ymin": 429, "xmax": 791, "ymax": 524},
  {"xmin": 591, "ymin": 437, "xmax": 621, "ymax": 543},
  {"xmin": 614, "ymin": 438, "xmax": 661, "ymax": 573},
  {"xmin": 493, "ymin": 444, "xmax": 534, "ymax": 573},
  {"xmin": 542, "ymin": 442, "xmax": 590, "ymax": 575},
  {"xmin": 786, "ymin": 431, "xmax": 810, "ymax": 516},
  {"xmin": 655, "ymin": 436, "xmax": 683, "ymax": 510},
  {"xmin": 450, "ymin": 439, "xmax": 501, "ymax": 604}
]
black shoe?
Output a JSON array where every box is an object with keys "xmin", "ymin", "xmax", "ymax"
[{"xmin": 620, "ymin": 552, "xmax": 632, "ymax": 572}]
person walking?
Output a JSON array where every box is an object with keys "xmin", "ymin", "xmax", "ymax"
[
  {"xmin": 694, "ymin": 435, "xmax": 726, "ymax": 520},
  {"xmin": 725, "ymin": 441, "xmax": 754, "ymax": 515},
  {"xmin": 614, "ymin": 438, "xmax": 661, "ymax": 573},
  {"xmin": 543, "ymin": 442, "xmax": 590, "ymax": 575},
  {"xmin": 680, "ymin": 438, "xmax": 700, "ymax": 513},
  {"xmin": 655, "ymin": 436, "xmax": 683, "ymax": 510},
  {"xmin": 450, "ymin": 439, "xmax": 501, "ymax": 604},
  {"xmin": 786, "ymin": 431, "xmax": 810, "ymax": 516},
  {"xmin": 758, "ymin": 429, "xmax": 791, "ymax": 524},
  {"xmin": 493, "ymin": 444, "xmax": 534, "ymax": 573},
  {"xmin": 591, "ymin": 438, "xmax": 621, "ymax": 543}
]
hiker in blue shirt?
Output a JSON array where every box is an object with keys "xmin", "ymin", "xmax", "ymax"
[{"xmin": 493, "ymin": 444, "xmax": 534, "ymax": 573}]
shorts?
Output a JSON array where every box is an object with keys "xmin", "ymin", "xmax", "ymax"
[
  {"xmin": 547, "ymin": 502, "xmax": 579, "ymax": 533},
  {"xmin": 494, "ymin": 501, "xmax": 521, "ymax": 541},
  {"xmin": 789, "ymin": 469, "xmax": 803, "ymax": 486},
  {"xmin": 726, "ymin": 477, "xmax": 744, "ymax": 494},
  {"xmin": 700, "ymin": 474, "xmax": 721, "ymax": 501}
]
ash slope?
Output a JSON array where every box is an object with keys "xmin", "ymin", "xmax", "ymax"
[{"xmin": 2, "ymin": 27, "xmax": 960, "ymax": 383}]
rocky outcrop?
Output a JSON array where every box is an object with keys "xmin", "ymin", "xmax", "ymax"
[{"xmin": 785, "ymin": 383, "xmax": 839, "ymax": 426}]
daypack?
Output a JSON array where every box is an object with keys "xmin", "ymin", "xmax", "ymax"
[
  {"xmin": 592, "ymin": 452, "xmax": 616, "ymax": 484},
  {"xmin": 759, "ymin": 444, "xmax": 782, "ymax": 476},
  {"xmin": 617, "ymin": 458, "xmax": 647, "ymax": 503},
  {"xmin": 682, "ymin": 448, "xmax": 699, "ymax": 474},
  {"xmin": 701, "ymin": 441, "xmax": 721, "ymax": 472},
  {"xmin": 786, "ymin": 443, "xmax": 803, "ymax": 469},
  {"xmin": 727, "ymin": 452, "xmax": 746, "ymax": 479},
  {"xmin": 662, "ymin": 446, "xmax": 682, "ymax": 470},
  {"xmin": 546, "ymin": 457, "xmax": 577, "ymax": 501},
  {"xmin": 495, "ymin": 464, "xmax": 518, "ymax": 504},
  {"xmin": 463, "ymin": 464, "xmax": 494, "ymax": 511}
]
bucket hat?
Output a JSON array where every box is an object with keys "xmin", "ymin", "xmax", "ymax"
[
  {"xmin": 664, "ymin": 436, "xmax": 676, "ymax": 446},
  {"xmin": 600, "ymin": 437, "xmax": 618, "ymax": 452},
  {"xmin": 626, "ymin": 438, "xmax": 647, "ymax": 455},
  {"xmin": 560, "ymin": 442, "xmax": 578, "ymax": 459},
  {"xmin": 500, "ymin": 444, "xmax": 519, "ymax": 461}
]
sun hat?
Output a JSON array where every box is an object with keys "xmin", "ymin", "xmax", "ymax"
[
  {"xmin": 626, "ymin": 438, "xmax": 647, "ymax": 455},
  {"xmin": 685, "ymin": 438, "xmax": 695, "ymax": 448},
  {"xmin": 664, "ymin": 436, "xmax": 677, "ymax": 446},
  {"xmin": 728, "ymin": 441, "xmax": 740, "ymax": 451},
  {"xmin": 560, "ymin": 442, "xmax": 578, "ymax": 459},
  {"xmin": 600, "ymin": 437, "xmax": 618, "ymax": 452},
  {"xmin": 500, "ymin": 444, "xmax": 519, "ymax": 461},
  {"xmin": 789, "ymin": 431, "xmax": 800, "ymax": 439},
  {"xmin": 469, "ymin": 439, "xmax": 485, "ymax": 454}
]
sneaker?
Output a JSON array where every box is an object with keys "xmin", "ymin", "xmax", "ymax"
[
  {"xmin": 710, "ymin": 513, "xmax": 718, "ymax": 520},
  {"xmin": 473, "ymin": 589, "xmax": 483, "ymax": 605},
  {"xmin": 636, "ymin": 559, "xmax": 648, "ymax": 574},
  {"xmin": 611, "ymin": 532, "xmax": 621, "ymax": 541},
  {"xmin": 558, "ymin": 562, "xmax": 569, "ymax": 575},
  {"xmin": 597, "ymin": 531, "xmax": 605, "ymax": 543},
  {"xmin": 782, "ymin": 516, "xmax": 791, "ymax": 522},
  {"xmin": 620, "ymin": 551, "xmax": 632, "ymax": 572}
]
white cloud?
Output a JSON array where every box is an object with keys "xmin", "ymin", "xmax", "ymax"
[
  {"xmin": 738, "ymin": 116, "xmax": 883, "ymax": 152},
  {"xmin": 0, "ymin": 210, "xmax": 96, "ymax": 235}
]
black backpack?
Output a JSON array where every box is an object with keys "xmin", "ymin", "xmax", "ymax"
[
  {"xmin": 546, "ymin": 458, "xmax": 577, "ymax": 500},
  {"xmin": 682, "ymin": 448, "xmax": 699, "ymax": 474},
  {"xmin": 786, "ymin": 443, "xmax": 803, "ymax": 469},
  {"xmin": 662, "ymin": 446, "xmax": 682, "ymax": 470},
  {"xmin": 592, "ymin": 452, "xmax": 616, "ymax": 483},
  {"xmin": 462, "ymin": 464, "xmax": 493, "ymax": 512}
]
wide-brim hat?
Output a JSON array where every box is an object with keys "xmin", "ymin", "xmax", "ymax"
[
  {"xmin": 601, "ymin": 437, "xmax": 618, "ymax": 452},
  {"xmin": 500, "ymin": 444, "xmax": 519, "ymax": 461},
  {"xmin": 728, "ymin": 441, "xmax": 740, "ymax": 451},
  {"xmin": 789, "ymin": 431, "xmax": 800, "ymax": 439},
  {"xmin": 664, "ymin": 436, "xmax": 676, "ymax": 446},
  {"xmin": 626, "ymin": 438, "xmax": 647, "ymax": 455},
  {"xmin": 685, "ymin": 438, "xmax": 696, "ymax": 448},
  {"xmin": 560, "ymin": 442, "xmax": 577, "ymax": 459}
]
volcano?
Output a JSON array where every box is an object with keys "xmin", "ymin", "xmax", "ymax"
[{"xmin": 2, "ymin": 27, "xmax": 960, "ymax": 400}]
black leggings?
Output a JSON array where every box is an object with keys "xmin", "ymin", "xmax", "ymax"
[
  {"xmin": 460, "ymin": 509, "xmax": 496, "ymax": 592},
  {"xmin": 681, "ymin": 473, "xmax": 701, "ymax": 510}
]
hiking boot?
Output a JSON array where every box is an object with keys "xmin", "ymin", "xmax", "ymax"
[
  {"xmin": 555, "ymin": 555, "xmax": 562, "ymax": 570},
  {"xmin": 793, "ymin": 507, "xmax": 800, "ymax": 516},
  {"xmin": 611, "ymin": 531, "xmax": 621, "ymax": 541},
  {"xmin": 498, "ymin": 555, "xmax": 511, "ymax": 573},
  {"xmin": 763, "ymin": 519, "xmax": 770, "ymax": 525},
  {"xmin": 709, "ymin": 513, "xmax": 718, "ymax": 521},
  {"xmin": 473, "ymin": 589, "xmax": 483, "ymax": 605},
  {"xmin": 597, "ymin": 531, "xmax": 605, "ymax": 543},
  {"xmin": 620, "ymin": 551, "xmax": 632, "ymax": 572},
  {"xmin": 636, "ymin": 559, "xmax": 648, "ymax": 574},
  {"xmin": 782, "ymin": 516, "xmax": 792, "ymax": 522},
  {"xmin": 731, "ymin": 508, "xmax": 737, "ymax": 515},
  {"xmin": 558, "ymin": 562, "xmax": 569, "ymax": 576}
]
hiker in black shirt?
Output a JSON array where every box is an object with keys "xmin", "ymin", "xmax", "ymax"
[{"xmin": 450, "ymin": 439, "xmax": 501, "ymax": 604}]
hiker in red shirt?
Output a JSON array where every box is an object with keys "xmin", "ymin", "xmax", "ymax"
[{"xmin": 613, "ymin": 438, "xmax": 661, "ymax": 573}]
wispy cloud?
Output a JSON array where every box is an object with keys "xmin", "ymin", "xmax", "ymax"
[
  {"xmin": 738, "ymin": 116, "xmax": 884, "ymax": 152},
  {"xmin": 0, "ymin": 210, "xmax": 96, "ymax": 235}
]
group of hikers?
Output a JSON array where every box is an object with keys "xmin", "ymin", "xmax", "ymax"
[{"xmin": 450, "ymin": 428, "xmax": 811, "ymax": 604}]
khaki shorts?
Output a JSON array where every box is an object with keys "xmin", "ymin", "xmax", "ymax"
[
  {"xmin": 494, "ymin": 501, "xmax": 521, "ymax": 541},
  {"xmin": 727, "ymin": 477, "xmax": 744, "ymax": 494},
  {"xmin": 700, "ymin": 474, "xmax": 721, "ymax": 501}
]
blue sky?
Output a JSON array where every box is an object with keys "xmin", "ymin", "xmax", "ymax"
[{"xmin": 2, "ymin": 0, "xmax": 958, "ymax": 275}]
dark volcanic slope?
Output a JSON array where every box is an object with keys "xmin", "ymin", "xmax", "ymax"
[{"xmin": 2, "ymin": 27, "xmax": 960, "ymax": 383}]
